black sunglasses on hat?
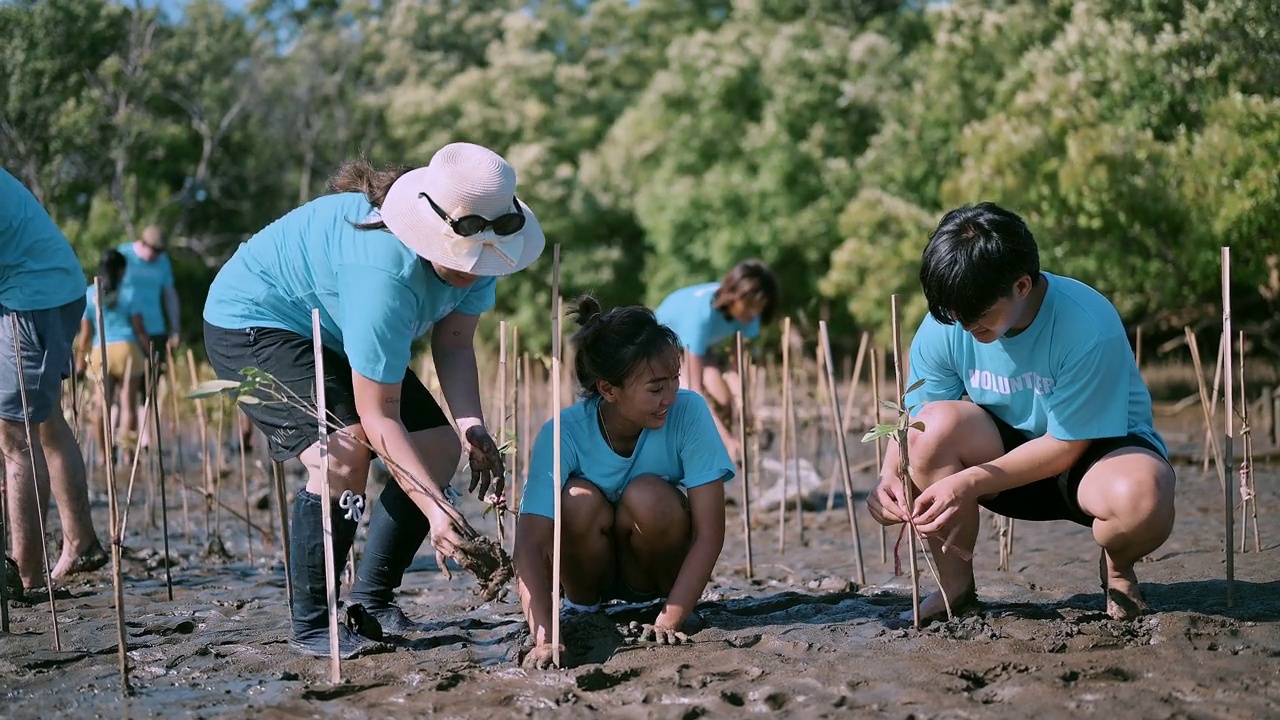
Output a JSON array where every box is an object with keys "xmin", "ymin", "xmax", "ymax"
[{"xmin": 420, "ymin": 192, "xmax": 526, "ymax": 237}]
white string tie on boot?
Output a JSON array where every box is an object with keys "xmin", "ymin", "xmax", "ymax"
[{"xmin": 339, "ymin": 490, "xmax": 365, "ymax": 522}]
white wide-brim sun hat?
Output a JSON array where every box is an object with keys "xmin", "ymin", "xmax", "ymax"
[{"xmin": 380, "ymin": 142, "xmax": 545, "ymax": 276}]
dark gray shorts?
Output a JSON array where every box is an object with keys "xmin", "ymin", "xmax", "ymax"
[{"xmin": 0, "ymin": 297, "xmax": 85, "ymax": 423}]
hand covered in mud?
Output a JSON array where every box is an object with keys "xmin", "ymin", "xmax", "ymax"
[
  {"xmin": 866, "ymin": 479, "xmax": 912, "ymax": 526},
  {"xmin": 464, "ymin": 425, "xmax": 505, "ymax": 500},
  {"xmin": 521, "ymin": 643, "xmax": 564, "ymax": 670},
  {"xmin": 425, "ymin": 498, "xmax": 480, "ymax": 565},
  {"xmin": 624, "ymin": 621, "xmax": 690, "ymax": 646}
]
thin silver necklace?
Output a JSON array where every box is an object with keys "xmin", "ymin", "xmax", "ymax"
[{"xmin": 597, "ymin": 403, "xmax": 616, "ymax": 453}]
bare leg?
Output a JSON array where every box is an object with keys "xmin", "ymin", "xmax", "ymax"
[
  {"xmin": 558, "ymin": 479, "xmax": 616, "ymax": 605},
  {"xmin": 43, "ymin": 407, "xmax": 104, "ymax": 579},
  {"xmin": 615, "ymin": 474, "xmax": 691, "ymax": 595},
  {"xmin": 1, "ymin": 419, "xmax": 52, "ymax": 589}
]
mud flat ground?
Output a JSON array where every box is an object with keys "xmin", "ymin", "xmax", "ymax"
[{"xmin": 1, "ymin": 412, "xmax": 1278, "ymax": 719}]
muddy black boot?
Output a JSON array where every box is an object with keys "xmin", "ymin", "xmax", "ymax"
[
  {"xmin": 289, "ymin": 490, "xmax": 391, "ymax": 658},
  {"xmin": 349, "ymin": 480, "xmax": 430, "ymax": 635}
]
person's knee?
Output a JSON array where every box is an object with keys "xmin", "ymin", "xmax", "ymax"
[
  {"xmin": 617, "ymin": 474, "xmax": 688, "ymax": 539},
  {"xmin": 1101, "ymin": 466, "xmax": 1176, "ymax": 536},
  {"xmin": 307, "ymin": 429, "xmax": 372, "ymax": 492},
  {"xmin": 906, "ymin": 401, "xmax": 975, "ymax": 472},
  {"xmin": 411, "ymin": 426, "xmax": 460, "ymax": 483},
  {"xmin": 0, "ymin": 418, "xmax": 34, "ymax": 459},
  {"xmin": 562, "ymin": 479, "xmax": 613, "ymax": 540}
]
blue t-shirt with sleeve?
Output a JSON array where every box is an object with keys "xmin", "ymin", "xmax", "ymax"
[
  {"xmin": 904, "ymin": 273, "xmax": 1165, "ymax": 456},
  {"xmin": 117, "ymin": 241, "xmax": 175, "ymax": 336},
  {"xmin": 0, "ymin": 169, "xmax": 87, "ymax": 311},
  {"xmin": 203, "ymin": 192, "xmax": 496, "ymax": 383},
  {"xmin": 83, "ymin": 285, "xmax": 143, "ymax": 346},
  {"xmin": 519, "ymin": 389, "xmax": 735, "ymax": 519},
  {"xmin": 654, "ymin": 282, "xmax": 760, "ymax": 357}
]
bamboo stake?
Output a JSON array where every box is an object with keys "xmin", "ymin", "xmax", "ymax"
[
  {"xmin": 890, "ymin": 295, "xmax": 921, "ymax": 628},
  {"xmin": 509, "ymin": 325, "xmax": 520, "ymax": 542},
  {"xmin": 497, "ymin": 321, "xmax": 508, "ymax": 543},
  {"xmin": 272, "ymin": 460, "xmax": 294, "ymax": 611},
  {"xmin": 778, "ymin": 317, "xmax": 792, "ymax": 553},
  {"xmin": 735, "ymin": 332, "xmax": 754, "ymax": 580},
  {"xmin": 1186, "ymin": 329, "xmax": 1226, "ymax": 491},
  {"xmin": 119, "ymin": 393, "xmax": 151, "ymax": 542},
  {"xmin": 520, "ymin": 352, "xmax": 531, "ymax": 491},
  {"xmin": 1237, "ymin": 332, "xmax": 1260, "ymax": 553},
  {"xmin": 1135, "ymin": 325, "xmax": 1143, "ymax": 370},
  {"xmin": 1202, "ymin": 334, "xmax": 1226, "ymax": 477},
  {"xmin": 819, "ymin": 321, "xmax": 867, "ymax": 586},
  {"xmin": 870, "ymin": 348, "xmax": 887, "ymax": 564},
  {"xmin": 840, "ymin": 331, "xmax": 870, "ymax": 434},
  {"xmin": 311, "ymin": 309, "xmax": 342, "ymax": 680},
  {"xmin": 239, "ymin": 410, "xmax": 252, "ymax": 565},
  {"xmin": 1221, "ymin": 248, "xmax": 1235, "ymax": 607},
  {"xmin": 92, "ymin": 280, "xmax": 131, "ymax": 694},
  {"xmin": 146, "ymin": 357, "xmax": 174, "ymax": 600},
  {"xmin": 215, "ymin": 396, "xmax": 226, "ymax": 535},
  {"xmin": 549, "ymin": 245, "xmax": 563, "ymax": 668},
  {"xmin": 165, "ymin": 345, "xmax": 191, "ymax": 542},
  {"xmin": 11, "ymin": 314, "xmax": 61, "ymax": 649},
  {"xmin": 186, "ymin": 349, "xmax": 214, "ymax": 542}
]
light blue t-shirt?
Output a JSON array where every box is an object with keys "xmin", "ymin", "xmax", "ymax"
[
  {"xmin": 117, "ymin": 241, "xmax": 175, "ymax": 336},
  {"xmin": 654, "ymin": 282, "xmax": 760, "ymax": 357},
  {"xmin": 905, "ymin": 273, "xmax": 1165, "ymax": 456},
  {"xmin": 0, "ymin": 170, "xmax": 87, "ymax": 311},
  {"xmin": 519, "ymin": 389, "xmax": 735, "ymax": 519},
  {"xmin": 83, "ymin": 285, "xmax": 143, "ymax": 346},
  {"xmin": 203, "ymin": 193, "xmax": 497, "ymax": 383}
]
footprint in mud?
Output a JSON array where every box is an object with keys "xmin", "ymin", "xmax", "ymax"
[{"xmin": 575, "ymin": 667, "xmax": 639, "ymax": 691}]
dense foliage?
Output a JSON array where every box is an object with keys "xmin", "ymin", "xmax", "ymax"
[{"xmin": 3, "ymin": 0, "xmax": 1276, "ymax": 356}]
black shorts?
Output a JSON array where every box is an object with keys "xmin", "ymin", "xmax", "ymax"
[
  {"xmin": 979, "ymin": 411, "xmax": 1167, "ymax": 527},
  {"xmin": 203, "ymin": 322, "xmax": 449, "ymax": 462}
]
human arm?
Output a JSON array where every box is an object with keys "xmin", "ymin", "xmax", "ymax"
[
  {"xmin": 513, "ymin": 512, "xmax": 559, "ymax": 665},
  {"xmin": 431, "ymin": 310, "xmax": 504, "ymax": 499},
  {"xmin": 75, "ymin": 319, "xmax": 92, "ymax": 374},
  {"xmin": 684, "ymin": 351, "xmax": 739, "ymax": 460},
  {"xmin": 163, "ymin": 285, "xmax": 180, "ymax": 346},
  {"xmin": 653, "ymin": 480, "xmax": 725, "ymax": 632},
  {"xmin": 131, "ymin": 313, "xmax": 151, "ymax": 354}
]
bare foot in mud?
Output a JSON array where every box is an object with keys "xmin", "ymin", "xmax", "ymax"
[
  {"xmin": 1100, "ymin": 549, "xmax": 1149, "ymax": 620},
  {"xmin": 901, "ymin": 582, "xmax": 978, "ymax": 625},
  {"xmin": 51, "ymin": 542, "xmax": 108, "ymax": 581}
]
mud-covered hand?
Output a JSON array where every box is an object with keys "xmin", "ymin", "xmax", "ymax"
[
  {"xmin": 425, "ymin": 498, "xmax": 479, "ymax": 568},
  {"xmin": 521, "ymin": 643, "xmax": 564, "ymax": 670},
  {"xmin": 464, "ymin": 425, "xmax": 506, "ymax": 500},
  {"xmin": 626, "ymin": 621, "xmax": 690, "ymax": 646}
]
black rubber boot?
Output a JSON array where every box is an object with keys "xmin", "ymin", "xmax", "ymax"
[
  {"xmin": 349, "ymin": 480, "xmax": 430, "ymax": 635},
  {"xmin": 289, "ymin": 489, "xmax": 391, "ymax": 658}
]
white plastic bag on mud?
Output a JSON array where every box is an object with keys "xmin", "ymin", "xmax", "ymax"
[{"xmin": 752, "ymin": 457, "xmax": 827, "ymax": 512}]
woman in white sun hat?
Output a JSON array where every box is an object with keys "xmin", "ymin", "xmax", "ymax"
[{"xmin": 202, "ymin": 142, "xmax": 544, "ymax": 658}]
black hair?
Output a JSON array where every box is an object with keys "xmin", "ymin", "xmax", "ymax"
[
  {"xmin": 569, "ymin": 294, "xmax": 682, "ymax": 399},
  {"xmin": 919, "ymin": 202, "xmax": 1042, "ymax": 326},
  {"xmin": 97, "ymin": 249, "xmax": 127, "ymax": 309},
  {"xmin": 712, "ymin": 259, "xmax": 780, "ymax": 324}
]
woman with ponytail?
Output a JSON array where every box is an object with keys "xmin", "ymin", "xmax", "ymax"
[
  {"xmin": 513, "ymin": 296, "xmax": 734, "ymax": 669},
  {"xmin": 76, "ymin": 249, "xmax": 148, "ymax": 458}
]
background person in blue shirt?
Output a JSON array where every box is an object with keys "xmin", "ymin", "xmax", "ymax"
[
  {"xmin": 865, "ymin": 202, "xmax": 1176, "ymax": 623},
  {"xmin": 202, "ymin": 142, "xmax": 544, "ymax": 658},
  {"xmin": 118, "ymin": 225, "xmax": 181, "ymax": 361},
  {"xmin": 75, "ymin": 249, "xmax": 149, "ymax": 461},
  {"xmin": 514, "ymin": 296, "xmax": 735, "ymax": 669},
  {"xmin": 0, "ymin": 169, "xmax": 107, "ymax": 594},
  {"xmin": 653, "ymin": 260, "xmax": 778, "ymax": 459}
]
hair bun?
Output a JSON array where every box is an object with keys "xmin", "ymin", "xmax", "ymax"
[{"xmin": 570, "ymin": 294, "xmax": 603, "ymax": 328}]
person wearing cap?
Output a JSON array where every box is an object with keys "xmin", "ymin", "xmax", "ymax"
[
  {"xmin": 654, "ymin": 260, "xmax": 779, "ymax": 460},
  {"xmin": 0, "ymin": 169, "xmax": 108, "ymax": 594},
  {"xmin": 118, "ymin": 225, "xmax": 180, "ymax": 368},
  {"xmin": 202, "ymin": 142, "xmax": 545, "ymax": 658}
]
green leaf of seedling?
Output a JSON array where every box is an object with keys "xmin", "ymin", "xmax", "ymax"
[
  {"xmin": 186, "ymin": 379, "xmax": 242, "ymax": 399},
  {"xmin": 237, "ymin": 395, "xmax": 263, "ymax": 406},
  {"xmin": 906, "ymin": 378, "xmax": 926, "ymax": 395},
  {"xmin": 909, "ymin": 421, "xmax": 926, "ymax": 432},
  {"xmin": 880, "ymin": 400, "xmax": 901, "ymax": 412},
  {"xmin": 861, "ymin": 424, "xmax": 898, "ymax": 443}
]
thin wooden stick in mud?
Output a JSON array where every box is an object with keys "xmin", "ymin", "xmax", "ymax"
[
  {"xmin": 778, "ymin": 317, "xmax": 792, "ymax": 554},
  {"xmin": 166, "ymin": 345, "xmax": 191, "ymax": 541},
  {"xmin": 890, "ymin": 295, "xmax": 922, "ymax": 628},
  {"xmin": 1186, "ymin": 329, "xmax": 1226, "ymax": 492},
  {"xmin": 92, "ymin": 280, "xmax": 131, "ymax": 692},
  {"xmin": 1135, "ymin": 325, "xmax": 1143, "ymax": 370},
  {"xmin": 186, "ymin": 349, "xmax": 214, "ymax": 541},
  {"xmin": 819, "ymin": 321, "xmax": 867, "ymax": 587},
  {"xmin": 787, "ymin": 368, "xmax": 804, "ymax": 547},
  {"xmin": 508, "ymin": 325, "xmax": 520, "ymax": 543},
  {"xmin": 497, "ymin": 320, "xmax": 508, "ymax": 542},
  {"xmin": 840, "ymin": 331, "xmax": 870, "ymax": 433},
  {"xmin": 272, "ymin": 460, "xmax": 294, "ymax": 611},
  {"xmin": 0, "ymin": 427, "xmax": 8, "ymax": 633},
  {"xmin": 119, "ymin": 393, "xmax": 152, "ymax": 541},
  {"xmin": 311, "ymin": 309, "xmax": 342, "ymax": 681},
  {"xmin": 239, "ymin": 411, "xmax": 253, "ymax": 565},
  {"xmin": 734, "ymin": 332, "xmax": 754, "ymax": 580},
  {"xmin": 169, "ymin": 473, "xmax": 272, "ymax": 542},
  {"xmin": 549, "ymin": 244, "xmax": 564, "ymax": 668},
  {"xmin": 870, "ymin": 348, "xmax": 887, "ymax": 564},
  {"xmin": 146, "ymin": 357, "xmax": 175, "ymax": 600},
  {"xmin": 1202, "ymin": 334, "xmax": 1225, "ymax": 476},
  {"xmin": 520, "ymin": 351, "xmax": 532, "ymax": 494},
  {"xmin": 11, "ymin": 315, "xmax": 61, "ymax": 649},
  {"xmin": 214, "ymin": 397, "xmax": 227, "ymax": 533},
  {"xmin": 1237, "ymin": 332, "xmax": 1261, "ymax": 554},
  {"xmin": 1221, "ymin": 247, "xmax": 1235, "ymax": 608}
]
